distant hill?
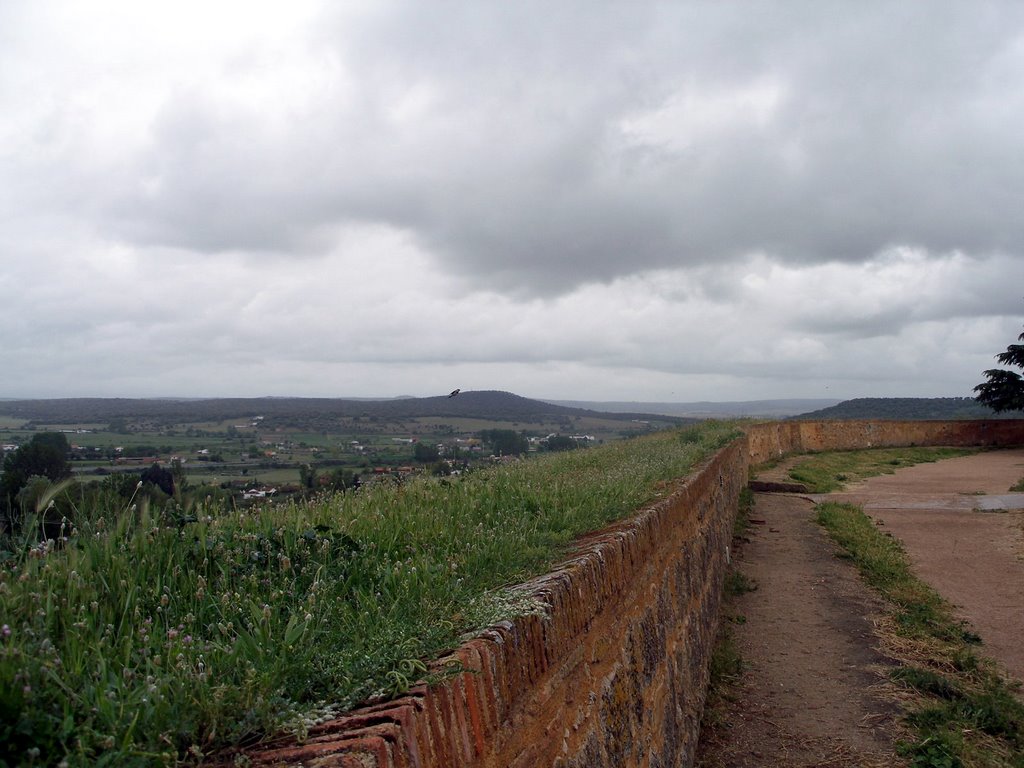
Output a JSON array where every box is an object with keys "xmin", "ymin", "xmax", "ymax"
[
  {"xmin": 546, "ymin": 399, "xmax": 843, "ymax": 418},
  {"xmin": 792, "ymin": 397, "xmax": 1016, "ymax": 420},
  {"xmin": 10, "ymin": 394, "xmax": 1015, "ymax": 425},
  {"xmin": 0, "ymin": 391, "xmax": 687, "ymax": 427}
]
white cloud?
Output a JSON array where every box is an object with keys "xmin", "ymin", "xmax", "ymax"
[{"xmin": 619, "ymin": 76, "xmax": 786, "ymax": 153}]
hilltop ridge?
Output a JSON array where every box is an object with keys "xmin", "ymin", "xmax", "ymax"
[
  {"xmin": 792, "ymin": 397, "xmax": 1008, "ymax": 420},
  {"xmin": 547, "ymin": 398, "xmax": 841, "ymax": 418},
  {"xmin": 0, "ymin": 391, "xmax": 686, "ymax": 426}
]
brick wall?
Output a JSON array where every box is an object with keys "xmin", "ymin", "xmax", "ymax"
[
  {"xmin": 247, "ymin": 439, "xmax": 749, "ymax": 767},
  {"xmin": 747, "ymin": 419, "xmax": 1024, "ymax": 466},
  {"xmin": 247, "ymin": 419, "xmax": 1024, "ymax": 767}
]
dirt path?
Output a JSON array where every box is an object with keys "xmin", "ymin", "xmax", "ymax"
[
  {"xmin": 695, "ymin": 493, "xmax": 899, "ymax": 767},
  {"xmin": 824, "ymin": 449, "xmax": 1024, "ymax": 681},
  {"xmin": 697, "ymin": 449, "xmax": 1024, "ymax": 767}
]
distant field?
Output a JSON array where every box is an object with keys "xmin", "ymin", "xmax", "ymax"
[
  {"xmin": 413, "ymin": 415, "xmax": 564, "ymax": 432},
  {"xmin": 0, "ymin": 393, "xmax": 688, "ymax": 498},
  {"xmin": 12, "ymin": 422, "xmax": 107, "ymax": 431},
  {"xmin": 184, "ymin": 468, "xmax": 301, "ymax": 486},
  {"xmin": 411, "ymin": 414, "xmax": 657, "ymax": 441},
  {"xmin": 268, "ymin": 431, "xmax": 352, "ymax": 448}
]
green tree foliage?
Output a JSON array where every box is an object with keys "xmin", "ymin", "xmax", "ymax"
[
  {"xmin": 413, "ymin": 442, "xmax": 440, "ymax": 463},
  {"xmin": 170, "ymin": 458, "xmax": 188, "ymax": 493},
  {"xmin": 545, "ymin": 435, "xmax": 579, "ymax": 452},
  {"xmin": 15, "ymin": 475, "xmax": 55, "ymax": 514},
  {"xmin": 140, "ymin": 463, "xmax": 175, "ymax": 497},
  {"xmin": 974, "ymin": 325, "xmax": 1024, "ymax": 413},
  {"xmin": 430, "ymin": 460, "xmax": 452, "ymax": 476},
  {"xmin": 6, "ymin": 475, "xmax": 78, "ymax": 544},
  {"xmin": 478, "ymin": 429, "xmax": 529, "ymax": 456},
  {"xmin": 104, "ymin": 472, "xmax": 142, "ymax": 499},
  {"xmin": 1, "ymin": 432, "xmax": 71, "ymax": 506},
  {"xmin": 324, "ymin": 467, "xmax": 358, "ymax": 492},
  {"xmin": 299, "ymin": 463, "xmax": 318, "ymax": 490}
]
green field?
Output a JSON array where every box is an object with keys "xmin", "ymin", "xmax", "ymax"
[
  {"xmin": 1, "ymin": 403, "xmax": 669, "ymax": 503},
  {"xmin": 184, "ymin": 467, "xmax": 301, "ymax": 486}
]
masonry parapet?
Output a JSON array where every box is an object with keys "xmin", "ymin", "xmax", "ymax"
[{"xmin": 246, "ymin": 419, "xmax": 1024, "ymax": 767}]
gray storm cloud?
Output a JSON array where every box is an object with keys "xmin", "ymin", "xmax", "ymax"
[
  {"xmin": 1, "ymin": 1, "xmax": 1023, "ymax": 400},
  {"xmin": 78, "ymin": 1, "xmax": 1024, "ymax": 295}
]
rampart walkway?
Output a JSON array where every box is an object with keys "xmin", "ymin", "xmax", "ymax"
[
  {"xmin": 698, "ymin": 449, "xmax": 1024, "ymax": 767},
  {"xmin": 695, "ymin": 492, "xmax": 898, "ymax": 767}
]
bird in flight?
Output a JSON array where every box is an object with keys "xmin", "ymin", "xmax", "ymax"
[{"xmin": 448, "ymin": 389, "xmax": 461, "ymax": 398}]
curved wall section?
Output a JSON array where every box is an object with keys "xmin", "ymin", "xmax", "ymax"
[
  {"xmin": 248, "ymin": 440, "xmax": 749, "ymax": 767},
  {"xmin": 247, "ymin": 420, "xmax": 1024, "ymax": 767},
  {"xmin": 747, "ymin": 419, "xmax": 1024, "ymax": 466}
]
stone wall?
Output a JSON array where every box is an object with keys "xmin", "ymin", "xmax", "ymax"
[
  {"xmin": 248, "ymin": 439, "xmax": 749, "ymax": 767},
  {"xmin": 747, "ymin": 419, "xmax": 1024, "ymax": 466}
]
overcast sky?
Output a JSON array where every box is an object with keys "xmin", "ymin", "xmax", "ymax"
[{"xmin": 2, "ymin": 1, "xmax": 1023, "ymax": 402}]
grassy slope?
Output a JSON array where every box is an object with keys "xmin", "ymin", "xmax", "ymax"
[{"xmin": 0, "ymin": 422, "xmax": 739, "ymax": 766}]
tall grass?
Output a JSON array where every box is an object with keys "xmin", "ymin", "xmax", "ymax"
[{"xmin": 0, "ymin": 422, "xmax": 740, "ymax": 766}]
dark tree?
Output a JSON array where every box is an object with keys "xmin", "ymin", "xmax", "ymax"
[
  {"xmin": 104, "ymin": 473, "xmax": 143, "ymax": 499},
  {"xmin": 29, "ymin": 432, "xmax": 71, "ymax": 456},
  {"xmin": 170, "ymin": 458, "xmax": 188, "ymax": 492},
  {"xmin": 325, "ymin": 467, "xmax": 357, "ymax": 492},
  {"xmin": 974, "ymin": 325, "xmax": 1024, "ymax": 413},
  {"xmin": 413, "ymin": 442, "xmax": 440, "ymax": 463},
  {"xmin": 1, "ymin": 433, "xmax": 71, "ymax": 505},
  {"xmin": 299, "ymin": 463, "xmax": 318, "ymax": 490},
  {"xmin": 430, "ymin": 461, "xmax": 452, "ymax": 477},
  {"xmin": 478, "ymin": 429, "xmax": 529, "ymax": 456},
  {"xmin": 140, "ymin": 463, "xmax": 175, "ymax": 496},
  {"xmin": 545, "ymin": 435, "xmax": 579, "ymax": 452}
]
